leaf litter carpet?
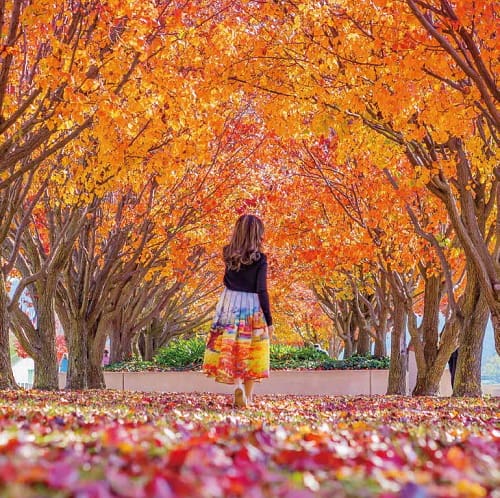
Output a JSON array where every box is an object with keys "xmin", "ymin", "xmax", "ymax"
[{"xmin": 0, "ymin": 391, "xmax": 498, "ymax": 497}]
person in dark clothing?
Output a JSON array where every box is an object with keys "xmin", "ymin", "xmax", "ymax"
[
  {"xmin": 203, "ymin": 214, "xmax": 273, "ymax": 408},
  {"xmin": 448, "ymin": 348, "xmax": 459, "ymax": 388}
]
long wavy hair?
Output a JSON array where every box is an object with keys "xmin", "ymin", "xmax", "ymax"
[{"xmin": 223, "ymin": 214, "xmax": 264, "ymax": 271}]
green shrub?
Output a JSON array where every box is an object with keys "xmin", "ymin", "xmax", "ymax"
[
  {"xmin": 270, "ymin": 346, "xmax": 389, "ymax": 370},
  {"xmin": 104, "ymin": 358, "xmax": 157, "ymax": 372},
  {"xmin": 270, "ymin": 344, "xmax": 328, "ymax": 370},
  {"xmin": 153, "ymin": 336, "xmax": 205, "ymax": 370},
  {"xmin": 105, "ymin": 339, "xmax": 389, "ymax": 371},
  {"xmin": 321, "ymin": 354, "xmax": 390, "ymax": 370}
]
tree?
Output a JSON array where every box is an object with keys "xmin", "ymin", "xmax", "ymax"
[
  {"xmin": 7, "ymin": 196, "xmax": 91, "ymax": 389},
  {"xmin": 274, "ymin": 284, "xmax": 338, "ymax": 354},
  {"xmin": 0, "ymin": 0, "xmax": 185, "ymax": 388},
  {"xmin": 211, "ymin": 0, "xmax": 498, "ymax": 395}
]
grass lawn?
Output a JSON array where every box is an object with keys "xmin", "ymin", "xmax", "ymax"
[{"xmin": 0, "ymin": 391, "xmax": 498, "ymax": 497}]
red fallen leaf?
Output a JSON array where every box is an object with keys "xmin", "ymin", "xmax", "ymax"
[
  {"xmin": 0, "ymin": 437, "xmax": 20, "ymax": 454},
  {"xmin": 162, "ymin": 402, "xmax": 176, "ymax": 411},
  {"xmin": 159, "ymin": 469, "xmax": 197, "ymax": 496},
  {"xmin": 232, "ymin": 446, "xmax": 252, "ymax": 465},
  {"xmin": 302, "ymin": 432, "xmax": 327, "ymax": 443},
  {"xmin": 371, "ymin": 447, "xmax": 407, "ymax": 468},
  {"xmin": 212, "ymin": 424, "xmax": 233, "ymax": 438},
  {"xmin": 100, "ymin": 425, "xmax": 132, "ymax": 448},
  {"xmin": 274, "ymin": 449, "xmax": 316, "ymax": 470},
  {"xmin": 0, "ymin": 461, "xmax": 16, "ymax": 483},
  {"xmin": 312, "ymin": 450, "xmax": 345, "ymax": 468},
  {"xmin": 223, "ymin": 475, "xmax": 248, "ymax": 496},
  {"xmin": 167, "ymin": 446, "xmax": 190, "ymax": 469}
]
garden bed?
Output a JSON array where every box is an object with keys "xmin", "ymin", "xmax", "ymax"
[
  {"xmin": 104, "ymin": 340, "xmax": 391, "ymax": 373},
  {"xmin": 80, "ymin": 341, "xmax": 458, "ymax": 395}
]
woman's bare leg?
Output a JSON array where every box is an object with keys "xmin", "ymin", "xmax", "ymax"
[{"xmin": 244, "ymin": 379, "xmax": 255, "ymax": 404}]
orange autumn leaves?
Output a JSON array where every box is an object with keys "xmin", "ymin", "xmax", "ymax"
[
  {"xmin": 204, "ymin": 0, "xmax": 497, "ymax": 335},
  {"xmin": 2, "ymin": 0, "xmax": 497, "ymax": 347}
]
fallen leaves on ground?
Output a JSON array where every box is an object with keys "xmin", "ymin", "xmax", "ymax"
[{"xmin": 0, "ymin": 391, "xmax": 498, "ymax": 497}]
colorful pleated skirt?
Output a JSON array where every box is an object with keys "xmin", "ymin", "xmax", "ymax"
[{"xmin": 203, "ymin": 288, "xmax": 270, "ymax": 384}]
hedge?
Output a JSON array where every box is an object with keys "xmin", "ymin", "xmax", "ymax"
[{"xmin": 105, "ymin": 338, "xmax": 389, "ymax": 372}]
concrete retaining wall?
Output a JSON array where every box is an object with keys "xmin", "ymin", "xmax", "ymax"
[{"xmin": 58, "ymin": 369, "xmax": 459, "ymax": 396}]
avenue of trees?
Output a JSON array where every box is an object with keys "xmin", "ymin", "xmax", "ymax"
[{"xmin": 0, "ymin": 0, "xmax": 497, "ymax": 397}]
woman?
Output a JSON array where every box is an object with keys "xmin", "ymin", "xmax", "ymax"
[{"xmin": 203, "ymin": 214, "xmax": 274, "ymax": 408}]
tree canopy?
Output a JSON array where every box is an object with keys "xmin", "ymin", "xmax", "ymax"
[{"xmin": 0, "ymin": 0, "xmax": 497, "ymax": 396}]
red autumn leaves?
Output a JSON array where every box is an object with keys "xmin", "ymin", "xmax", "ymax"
[{"xmin": 0, "ymin": 391, "xmax": 498, "ymax": 497}]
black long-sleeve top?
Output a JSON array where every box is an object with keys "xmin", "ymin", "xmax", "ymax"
[{"xmin": 223, "ymin": 252, "xmax": 273, "ymax": 326}]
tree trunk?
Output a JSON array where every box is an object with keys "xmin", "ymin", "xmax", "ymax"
[
  {"xmin": 88, "ymin": 360, "xmax": 105, "ymax": 388},
  {"xmin": 343, "ymin": 335, "xmax": 353, "ymax": 359},
  {"xmin": 139, "ymin": 327, "xmax": 160, "ymax": 361},
  {"xmin": 32, "ymin": 283, "xmax": 58, "ymax": 390},
  {"xmin": 374, "ymin": 335, "xmax": 386, "ymax": 357},
  {"xmin": 453, "ymin": 288, "xmax": 489, "ymax": 396},
  {"xmin": 121, "ymin": 334, "xmax": 134, "ymax": 361},
  {"xmin": 374, "ymin": 292, "xmax": 389, "ymax": 357},
  {"xmin": 387, "ymin": 294, "xmax": 407, "ymax": 395},
  {"xmin": 328, "ymin": 334, "xmax": 343, "ymax": 359},
  {"xmin": 421, "ymin": 275, "xmax": 440, "ymax": 366},
  {"xmin": 110, "ymin": 325, "xmax": 122, "ymax": 364},
  {"xmin": 357, "ymin": 326, "xmax": 371, "ymax": 355},
  {"xmin": 65, "ymin": 314, "xmax": 108, "ymax": 390},
  {"xmin": 65, "ymin": 318, "xmax": 88, "ymax": 390},
  {"xmin": 413, "ymin": 316, "xmax": 460, "ymax": 396},
  {"xmin": 437, "ymin": 139, "xmax": 499, "ymax": 362},
  {"xmin": 0, "ymin": 271, "xmax": 17, "ymax": 389},
  {"xmin": 411, "ymin": 274, "xmax": 444, "ymax": 396},
  {"xmin": 88, "ymin": 345, "xmax": 105, "ymax": 389},
  {"xmin": 88, "ymin": 327, "xmax": 106, "ymax": 389},
  {"xmin": 110, "ymin": 326, "xmax": 134, "ymax": 363},
  {"xmin": 412, "ymin": 373, "xmax": 434, "ymax": 397},
  {"xmin": 141, "ymin": 320, "xmax": 158, "ymax": 361},
  {"xmin": 32, "ymin": 343, "xmax": 58, "ymax": 390},
  {"xmin": 412, "ymin": 263, "xmax": 489, "ymax": 396},
  {"xmin": 493, "ymin": 312, "xmax": 500, "ymax": 356},
  {"xmin": 109, "ymin": 315, "xmax": 135, "ymax": 363}
]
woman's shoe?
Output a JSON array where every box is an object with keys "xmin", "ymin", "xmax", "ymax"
[{"xmin": 234, "ymin": 387, "xmax": 247, "ymax": 408}]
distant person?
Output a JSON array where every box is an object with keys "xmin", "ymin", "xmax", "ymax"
[
  {"xmin": 59, "ymin": 353, "xmax": 68, "ymax": 373},
  {"xmin": 448, "ymin": 348, "xmax": 459, "ymax": 388},
  {"xmin": 102, "ymin": 349, "xmax": 110, "ymax": 367},
  {"xmin": 203, "ymin": 214, "xmax": 274, "ymax": 408}
]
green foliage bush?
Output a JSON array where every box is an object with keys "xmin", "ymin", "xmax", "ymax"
[
  {"xmin": 105, "ymin": 338, "xmax": 389, "ymax": 371},
  {"xmin": 321, "ymin": 354, "xmax": 390, "ymax": 370},
  {"xmin": 105, "ymin": 359, "xmax": 157, "ymax": 372},
  {"xmin": 270, "ymin": 344, "xmax": 329, "ymax": 370},
  {"xmin": 154, "ymin": 337, "xmax": 205, "ymax": 370}
]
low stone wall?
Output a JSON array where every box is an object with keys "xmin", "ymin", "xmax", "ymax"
[
  {"xmin": 120, "ymin": 370, "xmax": 382, "ymax": 395},
  {"xmin": 58, "ymin": 369, "xmax": 457, "ymax": 396}
]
